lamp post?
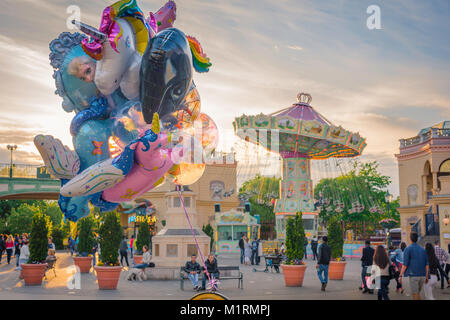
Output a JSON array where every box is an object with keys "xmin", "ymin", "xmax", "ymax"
[
  {"xmin": 7, "ymin": 145, "xmax": 17, "ymax": 179},
  {"xmin": 385, "ymin": 190, "xmax": 393, "ymax": 246}
]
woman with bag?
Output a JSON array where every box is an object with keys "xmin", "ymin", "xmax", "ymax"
[
  {"xmin": 372, "ymin": 245, "xmax": 392, "ymax": 300},
  {"xmin": 424, "ymin": 243, "xmax": 444, "ymax": 300}
]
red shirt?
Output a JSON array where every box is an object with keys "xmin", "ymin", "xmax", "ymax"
[{"xmin": 6, "ymin": 240, "xmax": 14, "ymax": 249}]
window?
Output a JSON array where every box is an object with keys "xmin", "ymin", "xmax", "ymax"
[
  {"xmin": 302, "ymin": 218, "xmax": 314, "ymax": 230},
  {"xmin": 440, "ymin": 159, "xmax": 450, "ymax": 173},
  {"xmin": 184, "ymin": 197, "xmax": 191, "ymax": 208},
  {"xmin": 167, "ymin": 244, "xmax": 178, "ymax": 257},
  {"xmin": 218, "ymin": 225, "xmax": 232, "ymax": 241},
  {"xmin": 233, "ymin": 225, "xmax": 247, "ymax": 241},
  {"xmin": 187, "ymin": 244, "xmax": 197, "ymax": 257},
  {"xmin": 174, "ymin": 197, "xmax": 181, "ymax": 208},
  {"xmin": 154, "ymin": 244, "xmax": 159, "ymax": 257}
]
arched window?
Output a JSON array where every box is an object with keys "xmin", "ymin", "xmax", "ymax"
[{"xmin": 439, "ymin": 159, "xmax": 450, "ymax": 173}]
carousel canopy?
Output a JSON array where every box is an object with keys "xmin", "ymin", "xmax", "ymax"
[{"xmin": 233, "ymin": 92, "xmax": 366, "ymax": 159}]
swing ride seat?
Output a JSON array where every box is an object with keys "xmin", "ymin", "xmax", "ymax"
[{"xmin": 180, "ymin": 266, "xmax": 243, "ymax": 291}]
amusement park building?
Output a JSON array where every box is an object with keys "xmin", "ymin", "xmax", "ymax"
[
  {"xmin": 119, "ymin": 154, "xmax": 240, "ymax": 236},
  {"xmin": 395, "ymin": 121, "xmax": 450, "ymax": 249}
]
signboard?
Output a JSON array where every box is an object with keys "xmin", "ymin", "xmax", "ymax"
[
  {"xmin": 37, "ymin": 166, "xmax": 51, "ymax": 179},
  {"xmin": 128, "ymin": 215, "xmax": 156, "ymax": 224}
]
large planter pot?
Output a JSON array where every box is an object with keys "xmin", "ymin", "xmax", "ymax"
[
  {"xmin": 328, "ymin": 261, "xmax": 347, "ymax": 280},
  {"xmin": 94, "ymin": 266, "xmax": 122, "ymax": 290},
  {"xmin": 73, "ymin": 256, "xmax": 93, "ymax": 273},
  {"xmin": 21, "ymin": 263, "xmax": 47, "ymax": 286},
  {"xmin": 281, "ymin": 264, "xmax": 307, "ymax": 287},
  {"xmin": 133, "ymin": 255, "xmax": 143, "ymax": 264}
]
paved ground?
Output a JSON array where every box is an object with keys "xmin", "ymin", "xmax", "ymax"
[{"xmin": 0, "ymin": 252, "xmax": 449, "ymax": 300}]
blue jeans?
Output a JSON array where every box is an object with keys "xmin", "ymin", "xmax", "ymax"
[
  {"xmin": 15, "ymin": 253, "xmax": 20, "ymax": 267},
  {"xmin": 251, "ymin": 250, "xmax": 257, "ymax": 265},
  {"xmin": 317, "ymin": 264, "xmax": 329, "ymax": 284},
  {"xmin": 187, "ymin": 273, "xmax": 199, "ymax": 287},
  {"xmin": 361, "ymin": 266, "xmax": 369, "ymax": 290},
  {"xmin": 240, "ymin": 248, "xmax": 245, "ymax": 264},
  {"xmin": 378, "ymin": 277, "xmax": 390, "ymax": 300},
  {"xmin": 134, "ymin": 263, "xmax": 149, "ymax": 269},
  {"xmin": 202, "ymin": 272, "xmax": 220, "ymax": 289},
  {"xmin": 92, "ymin": 252, "xmax": 96, "ymax": 266}
]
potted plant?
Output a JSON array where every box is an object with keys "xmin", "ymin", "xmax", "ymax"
[
  {"xmin": 134, "ymin": 220, "xmax": 150, "ymax": 264},
  {"xmin": 328, "ymin": 216, "xmax": 346, "ymax": 280},
  {"xmin": 73, "ymin": 216, "xmax": 95, "ymax": 273},
  {"xmin": 21, "ymin": 212, "xmax": 50, "ymax": 286},
  {"xmin": 281, "ymin": 212, "xmax": 307, "ymax": 287},
  {"xmin": 94, "ymin": 211, "xmax": 123, "ymax": 289}
]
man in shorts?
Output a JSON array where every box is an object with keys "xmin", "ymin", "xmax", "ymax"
[{"xmin": 399, "ymin": 232, "xmax": 429, "ymax": 300}]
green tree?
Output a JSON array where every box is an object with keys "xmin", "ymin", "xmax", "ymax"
[
  {"xmin": 98, "ymin": 211, "xmax": 122, "ymax": 265},
  {"xmin": 314, "ymin": 160, "xmax": 398, "ymax": 237},
  {"xmin": 285, "ymin": 213, "xmax": 305, "ymax": 264},
  {"xmin": 0, "ymin": 200, "xmax": 46, "ymax": 220},
  {"xmin": 51, "ymin": 226, "xmax": 65, "ymax": 250},
  {"xmin": 77, "ymin": 216, "xmax": 95, "ymax": 256},
  {"xmin": 136, "ymin": 221, "xmax": 151, "ymax": 255},
  {"xmin": 44, "ymin": 202, "xmax": 63, "ymax": 228},
  {"xmin": 202, "ymin": 224, "xmax": 214, "ymax": 250},
  {"xmin": 29, "ymin": 212, "xmax": 51, "ymax": 263},
  {"xmin": 7, "ymin": 204, "xmax": 40, "ymax": 235},
  {"xmin": 328, "ymin": 217, "xmax": 344, "ymax": 259}
]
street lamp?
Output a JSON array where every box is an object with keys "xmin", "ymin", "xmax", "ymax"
[
  {"xmin": 7, "ymin": 144, "xmax": 17, "ymax": 179},
  {"xmin": 384, "ymin": 190, "xmax": 393, "ymax": 246}
]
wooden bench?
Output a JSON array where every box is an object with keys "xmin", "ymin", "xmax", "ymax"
[{"xmin": 180, "ymin": 266, "xmax": 243, "ymax": 290}]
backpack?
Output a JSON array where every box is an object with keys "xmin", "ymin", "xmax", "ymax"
[{"xmin": 252, "ymin": 241, "xmax": 258, "ymax": 251}]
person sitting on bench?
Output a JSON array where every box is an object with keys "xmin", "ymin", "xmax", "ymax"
[
  {"xmin": 184, "ymin": 254, "xmax": 202, "ymax": 291},
  {"xmin": 127, "ymin": 245, "xmax": 153, "ymax": 281},
  {"xmin": 200, "ymin": 254, "xmax": 220, "ymax": 291}
]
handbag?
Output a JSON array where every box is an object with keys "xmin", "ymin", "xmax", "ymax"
[{"xmin": 388, "ymin": 264, "xmax": 398, "ymax": 280}]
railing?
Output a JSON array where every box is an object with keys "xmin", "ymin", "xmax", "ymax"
[
  {"xmin": 0, "ymin": 163, "xmax": 50, "ymax": 179},
  {"xmin": 400, "ymin": 128, "xmax": 450, "ymax": 148}
]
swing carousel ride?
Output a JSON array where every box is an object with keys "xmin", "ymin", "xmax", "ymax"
[{"xmin": 234, "ymin": 92, "xmax": 367, "ymax": 239}]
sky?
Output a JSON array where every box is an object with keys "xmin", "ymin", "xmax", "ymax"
[{"xmin": 0, "ymin": 0, "xmax": 449, "ymax": 196}]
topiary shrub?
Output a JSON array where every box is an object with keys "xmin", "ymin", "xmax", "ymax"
[
  {"xmin": 51, "ymin": 226, "xmax": 65, "ymax": 250},
  {"xmin": 284, "ymin": 212, "xmax": 305, "ymax": 265},
  {"xmin": 98, "ymin": 211, "xmax": 122, "ymax": 266},
  {"xmin": 135, "ymin": 220, "xmax": 151, "ymax": 255},
  {"xmin": 77, "ymin": 216, "xmax": 95, "ymax": 256},
  {"xmin": 328, "ymin": 216, "xmax": 344, "ymax": 260},
  {"xmin": 29, "ymin": 212, "xmax": 51, "ymax": 264},
  {"xmin": 202, "ymin": 224, "xmax": 214, "ymax": 250}
]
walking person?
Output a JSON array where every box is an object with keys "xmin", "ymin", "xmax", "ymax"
[
  {"xmin": 372, "ymin": 245, "xmax": 392, "ymax": 300},
  {"xmin": 48, "ymin": 237, "xmax": 55, "ymax": 251},
  {"xmin": 304, "ymin": 238, "xmax": 309, "ymax": 260},
  {"xmin": 434, "ymin": 240, "xmax": 450, "ymax": 289},
  {"xmin": 360, "ymin": 240, "xmax": 375, "ymax": 294},
  {"xmin": 17, "ymin": 239, "xmax": 29, "ymax": 276},
  {"xmin": 14, "ymin": 237, "xmax": 22, "ymax": 269},
  {"xmin": 392, "ymin": 242, "xmax": 406, "ymax": 293},
  {"xmin": 399, "ymin": 233, "xmax": 429, "ymax": 300},
  {"xmin": 238, "ymin": 235, "xmax": 245, "ymax": 264},
  {"xmin": 257, "ymin": 238, "xmax": 263, "ymax": 265},
  {"xmin": 244, "ymin": 238, "xmax": 252, "ymax": 265},
  {"xmin": 251, "ymin": 237, "xmax": 258, "ymax": 265},
  {"xmin": 92, "ymin": 237, "xmax": 98, "ymax": 267},
  {"xmin": 424, "ymin": 243, "xmax": 445, "ymax": 300},
  {"xmin": 130, "ymin": 235, "xmax": 135, "ymax": 259},
  {"xmin": 5, "ymin": 235, "xmax": 14, "ymax": 264},
  {"xmin": 119, "ymin": 236, "xmax": 129, "ymax": 267},
  {"xmin": 0, "ymin": 234, "xmax": 5, "ymax": 264},
  {"xmin": 311, "ymin": 238, "xmax": 318, "ymax": 260},
  {"xmin": 316, "ymin": 236, "xmax": 331, "ymax": 291}
]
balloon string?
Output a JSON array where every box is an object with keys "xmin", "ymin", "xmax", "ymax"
[{"xmin": 176, "ymin": 185, "xmax": 215, "ymax": 289}]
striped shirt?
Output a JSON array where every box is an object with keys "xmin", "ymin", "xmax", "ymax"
[{"xmin": 434, "ymin": 245, "xmax": 449, "ymax": 265}]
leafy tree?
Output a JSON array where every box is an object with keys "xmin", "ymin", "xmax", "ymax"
[
  {"xmin": 51, "ymin": 226, "xmax": 65, "ymax": 250},
  {"xmin": 202, "ymin": 224, "xmax": 214, "ymax": 250},
  {"xmin": 44, "ymin": 202, "xmax": 63, "ymax": 228},
  {"xmin": 77, "ymin": 216, "xmax": 95, "ymax": 256},
  {"xmin": 0, "ymin": 200, "xmax": 46, "ymax": 220},
  {"xmin": 328, "ymin": 216, "xmax": 344, "ymax": 259},
  {"xmin": 136, "ymin": 220, "xmax": 151, "ymax": 255},
  {"xmin": 98, "ymin": 211, "xmax": 122, "ymax": 265},
  {"xmin": 7, "ymin": 204, "xmax": 40, "ymax": 235},
  {"xmin": 314, "ymin": 160, "xmax": 398, "ymax": 238},
  {"xmin": 285, "ymin": 212, "xmax": 305, "ymax": 264},
  {"xmin": 29, "ymin": 212, "xmax": 51, "ymax": 263}
]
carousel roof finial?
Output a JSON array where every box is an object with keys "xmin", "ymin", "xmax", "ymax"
[{"xmin": 297, "ymin": 92, "xmax": 312, "ymax": 105}]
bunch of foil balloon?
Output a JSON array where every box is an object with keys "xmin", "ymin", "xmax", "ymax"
[{"xmin": 34, "ymin": 0, "xmax": 218, "ymax": 222}]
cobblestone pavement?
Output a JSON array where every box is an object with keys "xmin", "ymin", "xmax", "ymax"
[{"xmin": 0, "ymin": 252, "xmax": 449, "ymax": 300}]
